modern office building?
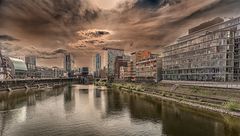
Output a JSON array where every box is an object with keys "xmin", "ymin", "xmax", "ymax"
[
  {"xmin": 102, "ymin": 48, "xmax": 124, "ymax": 78},
  {"xmin": 25, "ymin": 55, "xmax": 37, "ymax": 78},
  {"xmin": 81, "ymin": 67, "xmax": 89, "ymax": 76},
  {"xmin": 124, "ymin": 50, "xmax": 154, "ymax": 81},
  {"xmin": 134, "ymin": 50, "xmax": 152, "ymax": 62},
  {"xmin": 114, "ymin": 56, "xmax": 129, "ymax": 79},
  {"xmin": 162, "ymin": 17, "xmax": 240, "ymax": 82},
  {"xmin": 52, "ymin": 67, "xmax": 64, "ymax": 78},
  {"xmin": 36, "ymin": 67, "xmax": 54, "ymax": 79},
  {"xmin": 9, "ymin": 57, "xmax": 28, "ymax": 79},
  {"xmin": 126, "ymin": 61, "xmax": 136, "ymax": 81},
  {"xmin": 0, "ymin": 52, "xmax": 28, "ymax": 79},
  {"xmin": 95, "ymin": 53, "xmax": 101, "ymax": 77},
  {"xmin": 25, "ymin": 55, "xmax": 36, "ymax": 70},
  {"xmin": 64, "ymin": 53, "xmax": 74, "ymax": 74},
  {"xmin": 119, "ymin": 66, "xmax": 128, "ymax": 80},
  {"xmin": 135, "ymin": 55, "xmax": 162, "ymax": 82}
]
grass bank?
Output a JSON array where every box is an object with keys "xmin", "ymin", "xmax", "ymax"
[{"xmin": 106, "ymin": 82, "xmax": 240, "ymax": 117}]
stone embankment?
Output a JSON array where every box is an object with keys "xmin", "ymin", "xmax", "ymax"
[
  {"xmin": 106, "ymin": 82, "xmax": 240, "ymax": 118},
  {"xmin": 0, "ymin": 78, "xmax": 71, "ymax": 93}
]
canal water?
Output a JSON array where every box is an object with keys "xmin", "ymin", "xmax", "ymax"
[{"xmin": 0, "ymin": 84, "xmax": 240, "ymax": 136}]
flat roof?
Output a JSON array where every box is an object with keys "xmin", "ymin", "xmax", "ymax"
[
  {"xmin": 103, "ymin": 47, "xmax": 124, "ymax": 51},
  {"xmin": 9, "ymin": 57, "xmax": 27, "ymax": 71}
]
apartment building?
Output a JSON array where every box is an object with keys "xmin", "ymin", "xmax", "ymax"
[{"xmin": 136, "ymin": 55, "xmax": 162, "ymax": 82}]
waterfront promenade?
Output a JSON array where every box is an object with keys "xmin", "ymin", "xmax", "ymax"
[
  {"xmin": 107, "ymin": 81, "xmax": 240, "ymax": 117},
  {"xmin": 162, "ymin": 80, "xmax": 240, "ymax": 89},
  {"xmin": 1, "ymin": 84, "xmax": 239, "ymax": 136}
]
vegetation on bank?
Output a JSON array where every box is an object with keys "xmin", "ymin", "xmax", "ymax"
[
  {"xmin": 103, "ymin": 82, "xmax": 240, "ymax": 113},
  {"xmin": 224, "ymin": 100, "xmax": 240, "ymax": 112}
]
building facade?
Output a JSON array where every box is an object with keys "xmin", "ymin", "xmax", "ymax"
[
  {"xmin": 36, "ymin": 67, "xmax": 54, "ymax": 79},
  {"xmin": 9, "ymin": 57, "xmax": 28, "ymax": 79},
  {"xmin": 135, "ymin": 55, "xmax": 162, "ymax": 82},
  {"xmin": 64, "ymin": 53, "xmax": 74, "ymax": 74},
  {"xmin": 25, "ymin": 55, "xmax": 37, "ymax": 78},
  {"xmin": 123, "ymin": 51, "xmax": 154, "ymax": 81},
  {"xmin": 114, "ymin": 56, "xmax": 129, "ymax": 79},
  {"xmin": 162, "ymin": 17, "xmax": 240, "ymax": 82},
  {"xmin": 102, "ymin": 48, "xmax": 124, "ymax": 78},
  {"xmin": 134, "ymin": 50, "xmax": 152, "ymax": 62},
  {"xmin": 126, "ymin": 61, "xmax": 136, "ymax": 81},
  {"xmin": 95, "ymin": 53, "xmax": 101, "ymax": 78},
  {"xmin": 120, "ymin": 66, "xmax": 128, "ymax": 80},
  {"xmin": 53, "ymin": 67, "xmax": 64, "ymax": 78},
  {"xmin": 81, "ymin": 67, "xmax": 89, "ymax": 76}
]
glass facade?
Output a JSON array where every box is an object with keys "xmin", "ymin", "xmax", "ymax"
[
  {"xmin": 9, "ymin": 57, "xmax": 27, "ymax": 79},
  {"xmin": 103, "ymin": 48, "xmax": 124, "ymax": 77},
  {"xmin": 95, "ymin": 53, "xmax": 101, "ymax": 77},
  {"xmin": 162, "ymin": 17, "xmax": 240, "ymax": 82}
]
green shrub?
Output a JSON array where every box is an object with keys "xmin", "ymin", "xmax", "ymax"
[
  {"xmin": 192, "ymin": 86, "xmax": 200, "ymax": 93},
  {"xmin": 224, "ymin": 101, "xmax": 240, "ymax": 111}
]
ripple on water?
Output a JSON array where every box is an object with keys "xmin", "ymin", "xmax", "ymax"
[{"xmin": 1, "ymin": 85, "xmax": 240, "ymax": 136}]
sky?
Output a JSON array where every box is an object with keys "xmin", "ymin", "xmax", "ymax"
[
  {"xmin": 0, "ymin": 0, "xmax": 240, "ymax": 69},
  {"xmin": 90, "ymin": 0, "xmax": 123, "ymax": 9}
]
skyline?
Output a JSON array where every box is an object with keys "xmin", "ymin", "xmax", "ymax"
[{"xmin": 1, "ymin": 0, "xmax": 240, "ymax": 68}]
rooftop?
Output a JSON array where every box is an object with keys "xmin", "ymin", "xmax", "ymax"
[
  {"xmin": 188, "ymin": 17, "xmax": 224, "ymax": 34},
  {"xmin": 103, "ymin": 47, "xmax": 124, "ymax": 51},
  {"xmin": 9, "ymin": 57, "xmax": 27, "ymax": 71}
]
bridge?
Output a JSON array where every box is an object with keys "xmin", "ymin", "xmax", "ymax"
[{"xmin": 0, "ymin": 77, "xmax": 93, "ymax": 92}]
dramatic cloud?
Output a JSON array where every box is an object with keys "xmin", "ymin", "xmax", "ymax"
[
  {"xmin": 0, "ymin": 0, "xmax": 99, "ymax": 42},
  {"xmin": 0, "ymin": 0, "xmax": 240, "ymax": 68},
  {"xmin": 0, "ymin": 35, "xmax": 18, "ymax": 41},
  {"xmin": 69, "ymin": 29, "xmax": 112, "ymax": 49}
]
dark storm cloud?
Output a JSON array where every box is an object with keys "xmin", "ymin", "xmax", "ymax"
[
  {"xmin": 135, "ymin": 0, "xmax": 161, "ymax": 8},
  {"xmin": 1, "ymin": 0, "xmax": 240, "ymax": 68},
  {"xmin": 40, "ymin": 48, "xmax": 68, "ymax": 56},
  {"xmin": 134, "ymin": 0, "xmax": 181, "ymax": 8},
  {"xmin": 105, "ymin": 0, "xmax": 240, "ymax": 51},
  {"xmin": 0, "ymin": 0, "xmax": 99, "ymax": 27},
  {"xmin": 117, "ymin": 0, "xmax": 181, "ymax": 11},
  {"xmin": 0, "ymin": 35, "xmax": 18, "ymax": 41},
  {"xmin": 35, "ymin": 48, "xmax": 68, "ymax": 60},
  {"xmin": 0, "ymin": 42, "xmax": 22, "ymax": 54},
  {"xmin": 0, "ymin": 0, "xmax": 100, "ymax": 46},
  {"xmin": 0, "ymin": 0, "xmax": 100, "ymax": 66}
]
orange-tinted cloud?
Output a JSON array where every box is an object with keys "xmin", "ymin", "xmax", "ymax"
[{"xmin": 1, "ymin": 0, "xmax": 240, "ymax": 68}]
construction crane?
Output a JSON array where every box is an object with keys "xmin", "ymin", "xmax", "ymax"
[{"xmin": 0, "ymin": 49, "xmax": 13, "ymax": 79}]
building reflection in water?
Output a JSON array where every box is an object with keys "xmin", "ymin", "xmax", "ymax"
[
  {"xmin": 0, "ymin": 85, "xmax": 240, "ymax": 136},
  {"xmin": 65, "ymin": 86, "xmax": 240, "ymax": 136},
  {"xmin": 64, "ymin": 85, "xmax": 75, "ymax": 113},
  {"xmin": 0, "ymin": 106, "xmax": 27, "ymax": 136},
  {"xmin": 27, "ymin": 95, "xmax": 36, "ymax": 106},
  {"xmin": 106, "ymin": 90, "xmax": 240, "ymax": 136}
]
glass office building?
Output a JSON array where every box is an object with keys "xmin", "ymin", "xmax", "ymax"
[{"xmin": 162, "ymin": 17, "xmax": 240, "ymax": 82}]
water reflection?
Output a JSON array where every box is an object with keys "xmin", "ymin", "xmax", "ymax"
[
  {"xmin": 64, "ymin": 85, "xmax": 75, "ymax": 113},
  {"xmin": 0, "ymin": 84, "xmax": 240, "ymax": 136}
]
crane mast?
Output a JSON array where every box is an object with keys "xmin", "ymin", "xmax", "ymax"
[{"xmin": 0, "ymin": 48, "xmax": 13, "ymax": 79}]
